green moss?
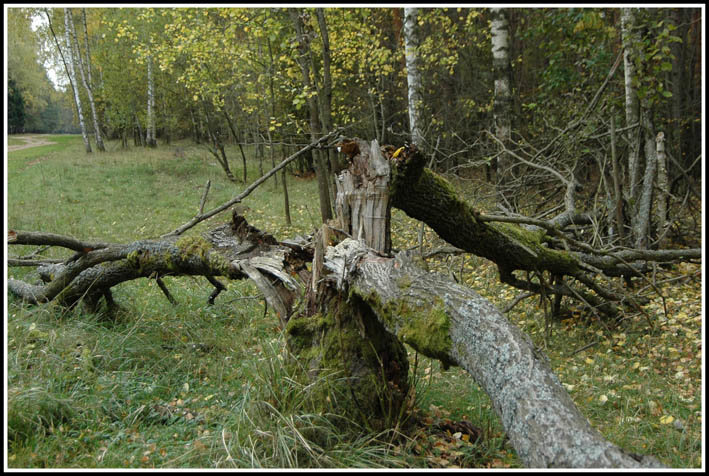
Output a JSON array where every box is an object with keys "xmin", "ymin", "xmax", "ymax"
[
  {"xmin": 395, "ymin": 274, "xmax": 414, "ymax": 290},
  {"xmin": 175, "ymin": 236, "xmax": 211, "ymax": 259},
  {"xmin": 357, "ymin": 289, "xmax": 455, "ymax": 370},
  {"xmin": 491, "ymin": 221, "xmax": 579, "ymax": 274},
  {"xmin": 285, "ymin": 296, "xmax": 411, "ymax": 430},
  {"xmin": 176, "ymin": 235, "xmax": 232, "ymax": 275}
]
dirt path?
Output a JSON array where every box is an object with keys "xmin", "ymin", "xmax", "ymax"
[{"xmin": 8, "ymin": 135, "xmax": 58, "ymax": 153}]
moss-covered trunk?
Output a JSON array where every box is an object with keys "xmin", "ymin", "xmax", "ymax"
[
  {"xmin": 389, "ymin": 145, "xmax": 580, "ymax": 276},
  {"xmin": 285, "ymin": 289, "xmax": 410, "ymax": 430},
  {"xmin": 284, "ymin": 137, "xmax": 410, "ymax": 429}
]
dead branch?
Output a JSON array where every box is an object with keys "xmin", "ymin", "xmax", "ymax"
[{"xmin": 163, "ymin": 128, "xmax": 344, "ymax": 238}]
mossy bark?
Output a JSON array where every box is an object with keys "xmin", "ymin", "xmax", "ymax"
[
  {"xmin": 390, "ymin": 148, "xmax": 580, "ymax": 276},
  {"xmin": 285, "ymin": 290, "xmax": 410, "ymax": 430}
]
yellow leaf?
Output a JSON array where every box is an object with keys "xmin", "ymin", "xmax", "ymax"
[
  {"xmin": 585, "ymin": 357, "xmax": 594, "ymax": 364},
  {"xmin": 598, "ymin": 394, "xmax": 608, "ymax": 404},
  {"xmin": 660, "ymin": 415, "xmax": 674, "ymax": 425}
]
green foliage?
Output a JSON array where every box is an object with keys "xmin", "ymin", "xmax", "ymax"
[
  {"xmin": 6, "ymin": 8, "xmax": 77, "ymax": 133},
  {"xmin": 8, "ymin": 78, "xmax": 26, "ymax": 133}
]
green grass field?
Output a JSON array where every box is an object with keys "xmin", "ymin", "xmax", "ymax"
[{"xmin": 6, "ymin": 135, "xmax": 703, "ymax": 468}]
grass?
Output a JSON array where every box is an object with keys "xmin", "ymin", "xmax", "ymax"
[
  {"xmin": 7, "ymin": 136, "xmax": 26, "ymax": 147},
  {"xmin": 6, "ymin": 135, "xmax": 703, "ymax": 468}
]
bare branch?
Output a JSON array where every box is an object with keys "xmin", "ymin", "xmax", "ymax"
[{"xmin": 163, "ymin": 128, "xmax": 344, "ymax": 237}]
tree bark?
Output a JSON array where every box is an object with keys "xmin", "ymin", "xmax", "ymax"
[
  {"xmin": 403, "ymin": 8, "xmax": 424, "ymax": 148},
  {"xmin": 67, "ymin": 8, "xmax": 105, "ymax": 151},
  {"xmin": 333, "ymin": 239, "xmax": 663, "ymax": 468},
  {"xmin": 63, "ymin": 8, "xmax": 91, "ymax": 153},
  {"xmin": 333, "ymin": 139, "xmax": 391, "ymax": 253},
  {"xmin": 491, "ymin": 7, "xmax": 514, "ymax": 209},
  {"xmin": 654, "ymin": 131, "xmax": 668, "ymax": 247},
  {"xmin": 633, "ymin": 106, "xmax": 658, "ymax": 249},
  {"xmin": 621, "ymin": 8, "xmax": 640, "ymax": 199},
  {"xmin": 145, "ymin": 54, "xmax": 157, "ymax": 147}
]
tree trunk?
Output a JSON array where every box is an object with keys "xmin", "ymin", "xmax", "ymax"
[
  {"xmin": 81, "ymin": 9, "xmax": 93, "ymax": 85},
  {"xmin": 654, "ymin": 131, "xmax": 668, "ymax": 247},
  {"xmin": 67, "ymin": 8, "xmax": 105, "ymax": 152},
  {"xmin": 315, "ymin": 8, "xmax": 339, "ymax": 215},
  {"xmin": 221, "ymin": 108, "xmax": 248, "ymax": 183},
  {"xmin": 633, "ymin": 106, "xmax": 658, "ymax": 249},
  {"xmin": 63, "ymin": 8, "xmax": 91, "ymax": 153},
  {"xmin": 282, "ymin": 154, "xmax": 291, "ymax": 226},
  {"xmin": 609, "ymin": 113, "xmax": 625, "ymax": 242},
  {"xmin": 621, "ymin": 8, "xmax": 641, "ymax": 199},
  {"xmin": 491, "ymin": 8, "xmax": 514, "ymax": 209},
  {"xmin": 403, "ymin": 8, "xmax": 424, "ymax": 147},
  {"xmin": 145, "ymin": 54, "xmax": 157, "ymax": 147},
  {"xmin": 333, "ymin": 139, "xmax": 391, "ymax": 253},
  {"xmin": 289, "ymin": 8, "xmax": 332, "ymax": 223}
]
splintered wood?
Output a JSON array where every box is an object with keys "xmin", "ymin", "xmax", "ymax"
[{"xmin": 334, "ymin": 138, "xmax": 392, "ymax": 254}]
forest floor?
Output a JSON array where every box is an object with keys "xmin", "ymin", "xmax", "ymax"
[
  {"xmin": 7, "ymin": 134, "xmax": 59, "ymax": 152},
  {"xmin": 6, "ymin": 136, "xmax": 704, "ymax": 469}
]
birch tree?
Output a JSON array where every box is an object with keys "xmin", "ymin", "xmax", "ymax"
[
  {"xmin": 621, "ymin": 8, "xmax": 641, "ymax": 200},
  {"xmin": 403, "ymin": 7, "xmax": 423, "ymax": 147},
  {"xmin": 62, "ymin": 8, "xmax": 91, "ymax": 153},
  {"xmin": 66, "ymin": 8, "xmax": 105, "ymax": 151},
  {"xmin": 490, "ymin": 7, "xmax": 514, "ymax": 209},
  {"xmin": 145, "ymin": 53, "xmax": 157, "ymax": 147}
]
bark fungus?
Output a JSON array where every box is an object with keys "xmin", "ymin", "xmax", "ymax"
[{"xmin": 9, "ymin": 135, "xmax": 694, "ymax": 468}]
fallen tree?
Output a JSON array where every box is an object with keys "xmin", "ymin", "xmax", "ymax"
[
  {"xmin": 9, "ymin": 136, "xmax": 692, "ymax": 468},
  {"xmin": 388, "ymin": 142, "xmax": 701, "ymax": 320}
]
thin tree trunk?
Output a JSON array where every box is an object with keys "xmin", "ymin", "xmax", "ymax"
[
  {"xmin": 146, "ymin": 54, "xmax": 156, "ymax": 147},
  {"xmin": 67, "ymin": 8, "xmax": 105, "ymax": 151},
  {"xmin": 81, "ymin": 9, "xmax": 93, "ymax": 85},
  {"xmin": 266, "ymin": 38, "xmax": 279, "ymax": 188},
  {"xmin": 491, "ymin": 7, "xmax": 514, "ymax": 209},
  {"xmin": 403, "ymin": 7, "xmax": 423, "ymax": 147},
  {"xmin": 289, "ymin": 8, "xmax": 332, "ymax": 223},
  {"xmin": 654, "ymin": 131, "xmax": 668, "ymax": 247},
  {"xmin": 62, "ymin": 9, "xmax": 91, "ymax": 153},
  {"xmin": 633, "ymin": 106, "xmax": 658, "ymax": 250},
  {"xmin": 621, "ymin": 8, "xmax": 641, "ymax": 199},
  {"xmin": 315, "ymin": 8, "xmax": 338, "ymax": 214},
  {"xmin": 609, "ymin": 113, "xmax": 625, "ymax": 242},
  {"xmin": 221, "ymin": 109, "xmax": 248, "ymax": 183},
  {"xmin": 190, "ymin": 108, "xmax": 201, "ymax": 144},
  {"xmin": 282, "ymin": 145, "xmax": 292, "ymax": 226}
]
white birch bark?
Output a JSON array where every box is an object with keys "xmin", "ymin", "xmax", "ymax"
[
  {"xmin": 64, "ymin": 8, "xmax": 91, "ymax": 153},
  {"xmin": 81, "ymin": 9, "xmax": 92, "ymax": 86},
  {"xmin": 491, "ymin": 8, "xmax": 513, "ymax": 207},
  {"xmin": 67, "ymin": 8, "xmax": 105, "ymax": 151},
  {"xmin": 146, "ymin": 54, "xmax": 156, "ymax": 147},
  {"xmin": 404, "ymin": 8, "xmax": 423, "ymax": 147}
]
